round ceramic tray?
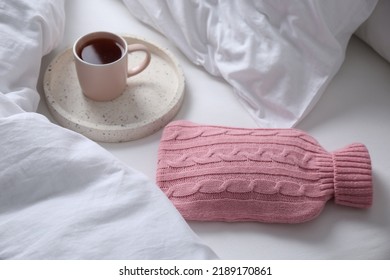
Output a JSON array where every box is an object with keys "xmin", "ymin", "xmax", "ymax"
[{"xmin": 43, "ymin": 35, "xmax": 185, "ymax": 142}]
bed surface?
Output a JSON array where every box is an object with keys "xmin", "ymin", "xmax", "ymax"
[{"xmin": 37, "ymin": 0, "xmax": 390, "ymax": 259}]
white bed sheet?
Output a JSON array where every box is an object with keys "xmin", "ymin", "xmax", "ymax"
[{"xmin": 34, "ymin": 0, "xmax": 390, "ymax": 259}]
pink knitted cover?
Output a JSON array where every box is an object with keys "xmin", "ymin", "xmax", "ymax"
[{"xmin": 156, "ymin": 121, "xmax": 373, "ymax": 223}]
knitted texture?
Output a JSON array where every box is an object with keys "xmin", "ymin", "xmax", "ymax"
[{"xmin": 156, "ymin": 121, "xmax": 373, "ymax": 223}]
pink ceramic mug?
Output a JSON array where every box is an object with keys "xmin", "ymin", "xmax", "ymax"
[{"xmin": 73, "ymin": 31, "xmax": 151, "ymax": 101}]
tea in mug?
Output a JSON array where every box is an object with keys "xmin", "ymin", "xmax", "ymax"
[{"xmin": 78, "ymin": 38, "xmax": 124, "ymax": 65}]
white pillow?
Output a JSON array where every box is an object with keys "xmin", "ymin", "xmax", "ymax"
[
  {"xmin": 356, "ymin": 0, "xmax": 390, "ymax": 63},
  {"xmin": 123, "ymin": 0, "xmax": 378, "ymax": 127}
]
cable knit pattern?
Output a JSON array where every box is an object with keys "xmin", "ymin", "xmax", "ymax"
[{"xmin": 156, "ymin": 121, "xmax": 372, "ymax": 223}]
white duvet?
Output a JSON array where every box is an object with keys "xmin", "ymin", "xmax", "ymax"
[
  {"xmin": 0, "ymin": 0, "xmax": 216, "ymax": 259},
  {"xmin": 123, "ymin": 0, "xmax": 378, "ymax": 127}
]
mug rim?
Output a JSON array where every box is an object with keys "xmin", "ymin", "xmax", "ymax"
[{"xmin": 73, "ymin": 31, "xmax": 128, "ymax": 66}]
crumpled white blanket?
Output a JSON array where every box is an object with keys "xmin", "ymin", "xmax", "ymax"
[
  {"xmin": 123, "ymin": 0, "xmax": 378, "ymax": 127},
  {"xmin": 0, "ymin": 0, "xmax": 216, "ymax": 259}
]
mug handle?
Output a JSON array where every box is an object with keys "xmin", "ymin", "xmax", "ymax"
[{"xmin": 127, "ymin": 44, "xmax": 151, "ymax": 77}]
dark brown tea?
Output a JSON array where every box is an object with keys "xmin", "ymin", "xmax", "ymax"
[{"xmin": 79, "ymin": 38, "xmax": 124, "ymax": 64}]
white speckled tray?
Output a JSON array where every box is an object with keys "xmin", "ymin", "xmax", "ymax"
[{"xmin": 43, "ymin": 35, "xmax": 185, "ymax": 142}]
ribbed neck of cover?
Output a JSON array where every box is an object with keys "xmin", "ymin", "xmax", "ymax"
[{"xmin": 331, "ymin": 143, "xmax": 372, "ymax": 208}]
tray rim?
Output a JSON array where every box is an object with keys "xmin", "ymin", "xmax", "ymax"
[{"xmin": 43, "ymin": 34, "xmax": 185, "ymax": 142}]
